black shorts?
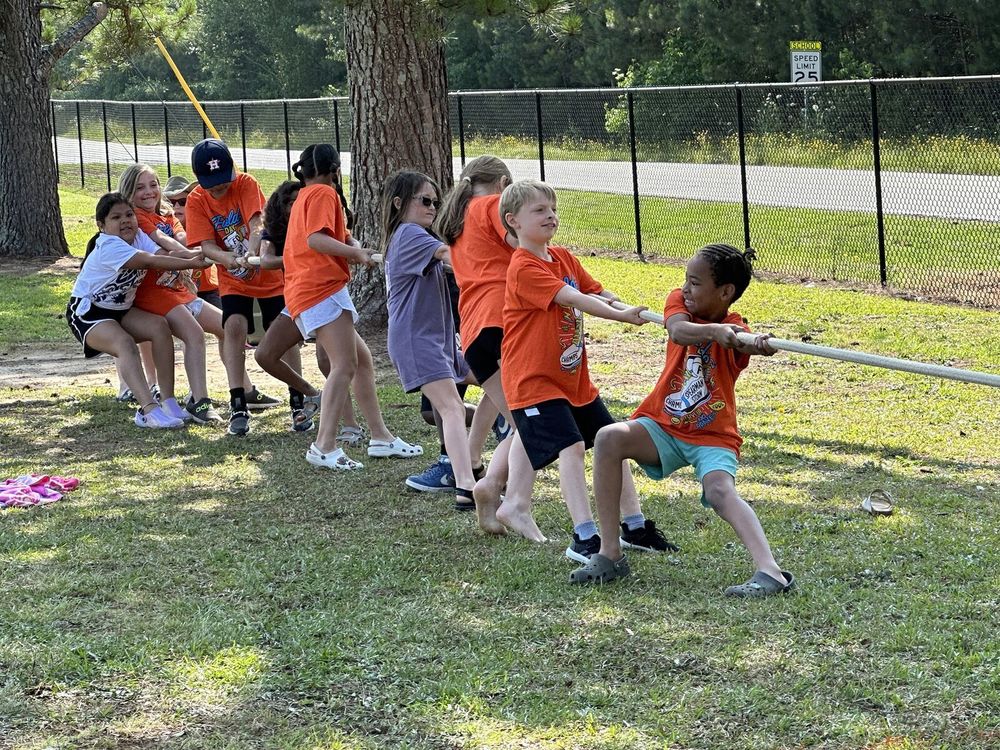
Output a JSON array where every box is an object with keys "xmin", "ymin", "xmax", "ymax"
[
  {"xmin": 463, "ymin": 327, "xmax": 503, "ymax": 384},
  {"xmin": 66, "ymin": 298, "xmax": 129, "ymax": 359},
  {"xmin": 511, "ymin": 396, "xmax": 616, "ymax": 471},
  {"xmin": 197, "ymin": 289, "xmax": 222, "ymax": 308},
  {"xmin": 221, "ymin": 294, "xmax": 285, "ymax": 335}
]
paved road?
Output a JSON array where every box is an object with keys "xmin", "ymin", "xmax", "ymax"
[{"xmin": 55, "ymin": 137, "xmax": 1000, "ymax": 221}]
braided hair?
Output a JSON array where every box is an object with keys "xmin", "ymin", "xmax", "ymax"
[
  {"xmin": 291, "ymin": 143, "xmax": 353, "ymax": 230},
  {"xmin": 697, "ymin": 243, "xmax": 757, "ymax": 302}
]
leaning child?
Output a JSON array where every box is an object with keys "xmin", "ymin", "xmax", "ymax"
[{"xmin": 569, "ymin": 243, "xmax": 795, "ymax": 597}]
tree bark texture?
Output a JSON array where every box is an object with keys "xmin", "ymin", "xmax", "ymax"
[
  {"xmin": 344, "ymin": 0, "xmax": 452, "ymax": 326},
  {"xmin": 0, "ymin": 2, "xmax": 105, "ymax": 259}
]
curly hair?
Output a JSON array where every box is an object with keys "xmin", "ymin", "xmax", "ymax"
[
  {"xmin": 263, "ymin": 181, "xmax": 302, "ymax": 254},
  {"xmin": 697, "ymin": 243, "xmax": 757, "ymax": 302}
]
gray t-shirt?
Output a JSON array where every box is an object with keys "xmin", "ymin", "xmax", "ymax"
[{"xmin": 386, "ymin": 222, "xmax": 469, "ymax": 392}]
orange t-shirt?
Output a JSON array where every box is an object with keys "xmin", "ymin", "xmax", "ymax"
[
  {"xmin": 632, "ymin": 288, "xmax": 751, "ymax": 456},
  {"xmin": 450, "ymin": 194, "xmax": 514, "ymax": 347},
  {"xmin": 282, "ymin": 183, "xmax": 351, "ymax": 318},
  {"xmin": 132, "ymin": 208, "xmax": 195, "ymax": 316},
  {"xmin": 184, "ymin": 173, "xmax": 283, "ymax": 298},
  {"xmin": 501, "ymin": 246, "xmax": 603, "ymax": 409}
]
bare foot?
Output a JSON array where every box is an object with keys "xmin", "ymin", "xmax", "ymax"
[
  {"xmin": 496, "ymin": 501, "xmax": 547, "ymax": 543},
  {"xmin": 473, "ymin": 477, "xmax": 506, "ymax": 536}
]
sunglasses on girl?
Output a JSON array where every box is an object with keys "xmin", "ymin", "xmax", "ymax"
[
  {"xmin": 169, "ymin": 197, "xmax": 187, "ymax": 207},
  {"xmin": 417, "ymin": 196, "xmax": 441, "ymax": 209}
]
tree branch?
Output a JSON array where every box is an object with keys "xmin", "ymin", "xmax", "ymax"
[{"xmin": 40, "ymin": 1, "xmax": 108, "ymax": 74}]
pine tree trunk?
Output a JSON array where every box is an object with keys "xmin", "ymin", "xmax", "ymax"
[
  {"xmin": 0, "ymin": 1, "xmax": 68, "ymax": 258},
  {"xmin": 344, "ymin": 0, "xmax": 453, "ymax": 329}
]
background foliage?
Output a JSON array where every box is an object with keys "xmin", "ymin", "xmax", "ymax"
[{"xmin": 53, "ymin": 0, "xmax": 1000, "ymax": 101}]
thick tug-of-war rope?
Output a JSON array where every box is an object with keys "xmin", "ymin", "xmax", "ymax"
[
  {"xmin": 246, "ymin": 253, "xmax": 383, "ymax": 266},
  {"xmin": 603, "ymin": 299, "xmax": 1000, "ymax": 389}
]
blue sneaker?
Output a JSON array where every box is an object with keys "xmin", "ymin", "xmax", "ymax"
[
  {"xmin": 405, "ymin": 455, "xmax": 455, "ymax": 493},
  {"xmin": 492, "ymin": 413, "xmax": 512, "ymax": 443}
]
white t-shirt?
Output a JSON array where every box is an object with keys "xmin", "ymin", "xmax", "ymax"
[{"xmin": 70, "ymin": 231, "xmax": 159, "ymax": 314}]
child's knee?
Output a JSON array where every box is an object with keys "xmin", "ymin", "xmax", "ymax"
[
  {"xmin": 701, "ymin": 472, "xmax": 738, "ymax": 509},
  {"xmin": 559, "ymin": 440, "xmax": 585, "ymax": 461},
  {"xmin": 593, "ymin": 424, "xmax": 626, "ymax": 460}
]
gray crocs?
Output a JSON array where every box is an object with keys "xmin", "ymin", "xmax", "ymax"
[
  {"xmin": 724, "ymin": 570, "xmax": 795, "ymax": 598},
  {"xmin": 568, "ymin": 553, "xmax": 631, "ymax": 585}
]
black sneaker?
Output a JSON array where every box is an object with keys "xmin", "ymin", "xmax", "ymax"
[
  {"xmin": 187, "ymin": 397, "xmax": 223, "ymax": 424},
  {"xmin": 565, "ymin": 533, "xmax": 601, "ymax": 564},
  {"xmin": 245, "ymin": 387, "xmax": 281, "ymax": 411},
  {"xmin": 228, "ymin": 410, "xmax": 251, "ymax": 436},
  {"xmin": 620, "ymin": 520, "xmax": 679, "ymax": 553}
]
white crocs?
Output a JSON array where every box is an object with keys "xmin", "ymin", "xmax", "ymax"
[
  {"xmin": 367, "ymin": 436, "xmax": 423, "ymax": 458},
  {"xmin": 306, "ymin": 443, "xmax": 364, "ymax": 471}
]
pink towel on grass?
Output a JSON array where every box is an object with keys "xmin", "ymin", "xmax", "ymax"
[{"xmin": 0, "ymin": 474, "xmax": 80, "ymax": 509}]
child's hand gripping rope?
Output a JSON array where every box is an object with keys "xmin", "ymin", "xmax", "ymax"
[
  {"xmin": 244, "ymin": 252, "xmax": 384, "ymax": 267},
  {"xmin": 604, "ymin": 298, "xmax": 1000, "ymax": 388}
]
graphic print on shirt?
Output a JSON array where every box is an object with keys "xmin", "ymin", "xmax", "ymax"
[
  {"xmin": 212, "ymin": 209, "xmax": 257, "ymax": 282},
  {"xmin": 557, "ymin": 274, "xmax": 585, "ymax": 372},
  {"xmin": 664, "ymin": 343, "xmax": 727, "ymax": 429},
  {"xmin": 92, "ymin": 268, "xmax": 146, "ymax": 309}
]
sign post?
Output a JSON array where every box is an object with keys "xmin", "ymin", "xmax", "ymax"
[{"xmin": 790, "ymin": 40, "xmax": 822, "ymax": 83}]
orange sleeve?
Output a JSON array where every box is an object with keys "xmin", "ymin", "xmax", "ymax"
[
  {"xmin": 303, "ymin": 188, "xmax": 345, "ymax": 242},
  {"xmin": 237, "ymin": 175, "xmax": 267, "ymax": 223},
  {"xmin": 184, "ymin": 192, "xmax": 216, "ymax": 247}
]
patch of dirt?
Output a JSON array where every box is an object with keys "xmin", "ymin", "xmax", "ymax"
[
  {"xmin": 0, "ymin": 341, "xmax": 112, "ymax": 390},
  {"xmin": 0, "ymin": 255, "xmax": 79, "ymax": 276}
]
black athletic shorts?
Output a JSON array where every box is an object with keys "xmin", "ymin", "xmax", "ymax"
[
  {"xmin": 511, "ymin": 396, "xmax": 616, "ymax": 471},
  {"xmin": 221, "ymin": 294, "xmax": 285, "ymax": 335},
  {"xmin": 66, "ymin": 297, "xmax": 129, "ymax": 359},
  {"xmin": 463, "ymin": 326, "xmax": 503, "ymax": 384}
]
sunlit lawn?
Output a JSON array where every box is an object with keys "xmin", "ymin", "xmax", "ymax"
[{"xmin": 1, "ymin": 192, "xmax": 998, "ymax": 747}]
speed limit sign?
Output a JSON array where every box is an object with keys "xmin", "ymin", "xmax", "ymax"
[{"xmin": 790, "ymin": 40, "xmax": 822, "ymax": 83}]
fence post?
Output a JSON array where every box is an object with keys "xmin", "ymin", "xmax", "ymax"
[
  {"xmin": 76, "ymin": 101, "xmax": 84, "ymax": 187},
  {"xmin": 735, "ymin": 87, "xmax": 751, "ymax": 251},
  {"xmin": 333, "ymin": 98, "xmax": 341, "ymax": 153},
  {"xmin": 457, "ymin": 93, "xmax": 466, "ymax": 168},
  {"xmin": 163, "ymin": 104, "xmax": 172, "ymax": 177},
  {"xmin": 535, "ymin": 91, "xmax": 545, "ymax": 182},
  {"xmin": 283, "ymin": 100, "xmax": 291, "ymax": 178},
  {"xmin": 626, "ymin": 90, "xmax": 643, "ymax": 260},
  {"xmin": 870, "ymin": 81, "xmax": 887, "ymax": 287},
  {"xmin": 101, "ymin": 101, "xmax": 111, "ymax": 191},
  {"xmin": 240, "ymin": 102, "xmax": 248, "ymax": 171},
  {"xmin": 131, "ymin": 103, "xmax": 138, "ymax": 162},
  {"xmin": 202, "ymin": 111, "xmax": 208, "ymax": 141},
  {"xmin": 51, "ymin": 102, "xmax": 60, "ymax": 182}
]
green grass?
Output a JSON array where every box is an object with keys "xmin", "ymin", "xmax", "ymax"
[
  {"xmin": 52, "ymin": 176, "xmax": 999, "ymax": 313},
  {"xmin": 461, "ymin": 133, "xmax": 1000, "ymax": 175},
  {"xmin": 2, "ymin": 211, "xmax": 1000, "ymax": 747}
]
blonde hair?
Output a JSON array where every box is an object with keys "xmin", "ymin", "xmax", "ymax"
[
  {"xmin": 436, "ymin": 155, "xmax": 512, "ymax": 244},
  {"xmin": 117, "ymin": 163, "xmax": 170, "ymax": 216},
  {"xmin": 498, "ymin": 179, "xmax": 556, "ymax": 238}
]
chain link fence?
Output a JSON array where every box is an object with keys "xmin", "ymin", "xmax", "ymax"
[{"xmin": 53, "ymin": 75, "xmax": 1000, "ymax": 307}]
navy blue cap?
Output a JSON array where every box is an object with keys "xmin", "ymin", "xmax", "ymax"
[{"xmin": 191, "ymin": 138, "xmax": 236, "ymax": 188}]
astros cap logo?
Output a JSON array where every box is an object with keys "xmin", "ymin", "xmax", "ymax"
[{"xmin": 208, "ymin": 159, "xmax": 221, "ymax": 171}]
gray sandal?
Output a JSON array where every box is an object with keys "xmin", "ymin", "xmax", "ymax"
[
  {"xmin": 724, "ymin": 570, "xmax": 795, "ymax": 598},
  {"xmin": 568, "ymin": 553, "xmax": 631, "ymax": 585}
]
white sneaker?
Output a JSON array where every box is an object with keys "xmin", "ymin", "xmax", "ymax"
[
  {"xmin": 306, "ymin": 443, "xmax": 364, "ymax": 470},
  {"xmin": 135, "ymin": 406, "xmax": 185, "ymax": 429}
]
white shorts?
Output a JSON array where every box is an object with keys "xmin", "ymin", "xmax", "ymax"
[
  {"xmin": 294, "ymin": 287, "xmax": 359, "ymax": 341},
  {"xmin": 184, "ymin": 297, "xmax": 205, "ymax": 317}
]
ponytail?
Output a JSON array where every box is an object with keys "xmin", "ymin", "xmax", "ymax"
[
  {"xmin": 292, "ymin": 143, "xmax": 352, "ymax": 228},
  {"xmin": 82, "ymin": 232, "xmax": 100, "ymax": 268},
  {"xmin": 437, "ymin": 155, "xmax": 511, "ymax": 244}
]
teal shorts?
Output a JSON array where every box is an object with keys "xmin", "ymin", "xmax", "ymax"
[{"xmin": 634, "ymin": 417, "xmax": 738, "ymax": 508}]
